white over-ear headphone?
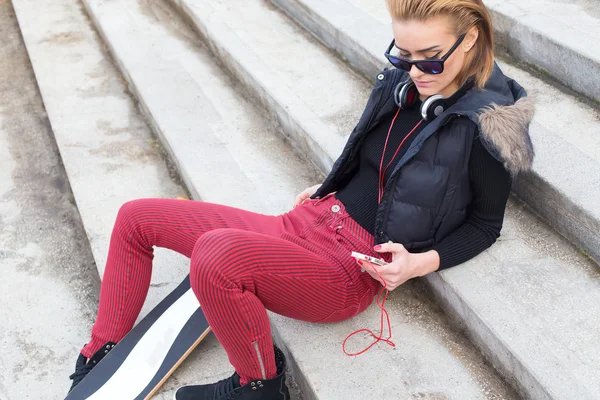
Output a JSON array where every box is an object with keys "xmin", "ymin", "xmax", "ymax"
[{"xmin": 393, "ymin": 78, "xmax": 475, "ymax": 120}]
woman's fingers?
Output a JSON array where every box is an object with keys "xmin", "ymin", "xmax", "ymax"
[
  {"xmin": 294, "ymin": 184, "xmax": 321, "ymax": 207},
  {"xmin": 357, "ymin": 260, "xmax": 386, "ymax": 285},
  {"xmin": 294, "ymin": 191, "xmax": 307, "ymax": 206},
  {"xmin": 293, "ymin": 193, "xmax": 309, "ymax": 207},
  {"xmin": 357, "ymin": 259, "xmax": 407, "ymax": 291}
]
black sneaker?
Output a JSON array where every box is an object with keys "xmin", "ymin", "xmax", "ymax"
[
  {"xmin": 68, "ymin": 342, "xmax": 117, "ymax": 393},
  {"xmin": 174, "ymin": 346, "xmax": 290, "ymax": 400}
]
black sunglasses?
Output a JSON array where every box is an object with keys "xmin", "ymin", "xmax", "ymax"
[{"xmin": 384, "ymin": 33, "xmax": 466, "ymax": 74}]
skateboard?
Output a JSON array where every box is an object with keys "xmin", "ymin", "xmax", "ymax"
[{"xmin": 65, "ymin": 275, "xmax": 211, "ymax": 400}]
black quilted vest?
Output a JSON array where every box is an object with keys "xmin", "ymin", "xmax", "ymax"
[{"xmin": 312, "ymin": 64, "xmax": 530, "ymax": 249}]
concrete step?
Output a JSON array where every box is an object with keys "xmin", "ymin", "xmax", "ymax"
[
  {"xmin": 10, "ymin": 0, "xmax": 230, "ymax": 398},
  {"xmin": 484, "ymin": 0, "xmax": 600, "ymax": 103},
  {"xmin": 272, "ymin": 0, "xmax": 600, "ymax": 270},
  {"xmin": 79, "ymin": 0, "xmax": 523, "ymax": 399},
  {"xmin": 1, "ymin": 2, "xmax": 101, "ymax": 398},
  {"xmin": 169, "ymin": 0, "xmax": 374, "ymax": 176},
  {"xmin": 164, "ymin": 0, "xmax": 600, "ymax": 399}
]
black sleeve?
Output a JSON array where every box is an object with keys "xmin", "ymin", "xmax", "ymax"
[{"xmin": 431, "ymin": 134, "xmax": 513, "ymax": 270}]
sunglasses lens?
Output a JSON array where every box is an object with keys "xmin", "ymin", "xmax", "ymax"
[
  {"xmin": 417, "ymin": 61, "xmax": 443, "ymax": 74},
  {"xmin": 398, "ymin": 60, "xmax": 413, "ymax": 72},
  {"xmin": 387, "ymin": 56, "xmax": 411, "ymax": 72}
]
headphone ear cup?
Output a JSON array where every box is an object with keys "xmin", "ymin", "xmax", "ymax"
[
  {"xmin": 421, "ymin": 94, "xmax": 446, "ymax": 121},
  {"xmin": 400, "ymin": 82, "xmax": 419, "ymax": 109},
  {"xmin": 393, "ymin": 81, "xmax": 404, "ymax": 109},
  {"xmin": 394, "ymin": 81, "xmax": 419, "ymax": 109}
]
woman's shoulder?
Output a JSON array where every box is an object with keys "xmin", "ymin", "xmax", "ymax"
[{"xmin": 453, "ymin": 64, "xmax": 535, "ymax": 175}]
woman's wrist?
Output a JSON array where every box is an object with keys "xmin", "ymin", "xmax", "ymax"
[{"xmin": 408, "ymin": 250, "xmax": 440, "ymax": 278}]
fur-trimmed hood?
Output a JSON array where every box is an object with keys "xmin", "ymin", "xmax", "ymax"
[
  {"xmin": 478, "ymin": 96, "xmax": 535, "ymax": 175},
  {"xmin": 452, "ymin": 63, "xmax": 536, "ymax": 176}
]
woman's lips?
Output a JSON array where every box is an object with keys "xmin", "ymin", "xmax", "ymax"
[{"xmin": 414, "ymin": 80, "xmax": 433, "ymax": 88}]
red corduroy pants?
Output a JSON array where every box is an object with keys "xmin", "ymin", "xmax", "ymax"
[{"xmin": 81, "ymin": 193, "xmax": 381, "ymax": 384}]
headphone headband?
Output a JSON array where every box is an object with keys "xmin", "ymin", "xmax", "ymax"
[{"xmin": 393, "ymin": 76, "xmax": 475, "ymax": 121}]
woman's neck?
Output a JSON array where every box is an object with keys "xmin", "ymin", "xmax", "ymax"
[{"xmin": 420, "ymin": 82, "xmax": 460, "ymax": 101}]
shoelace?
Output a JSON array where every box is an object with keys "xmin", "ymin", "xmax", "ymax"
[
  {"xmin": 69, "ymin": 362, "xmax": 94, "ymax": 385},
  {"xmin": 213, "ymin": 375, "xmax": 238, "ymax": 400}
]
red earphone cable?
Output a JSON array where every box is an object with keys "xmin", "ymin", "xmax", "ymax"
[
  {"xmin": 343, "ymin": 108, "xmax": 423, "ymax": 357},
  {"xmin": 378, "ymin": 110, "xmax": 423, "ymax": 203},
  {"xmin": 342, "ymin": 265, "xmax": 395, "ymax": 356}
]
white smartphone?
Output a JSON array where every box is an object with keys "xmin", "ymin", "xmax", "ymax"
[{"xmin": 350, "ymin": 251, "xmax": 388, "ymax": 267}]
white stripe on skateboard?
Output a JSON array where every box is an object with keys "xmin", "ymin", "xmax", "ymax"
[{"xmin": 88, "ymin": 289, "xmax": 200, "ymax": 399}]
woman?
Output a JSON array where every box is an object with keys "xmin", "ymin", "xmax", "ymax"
[{"xmin": 68, "ymin": 0, "xmax": 535, "ymax": 398}]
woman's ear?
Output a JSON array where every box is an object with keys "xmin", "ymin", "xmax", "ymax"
[{"xmin": 464, "ymin": 26, "xmax": 479, "ymax": 52}]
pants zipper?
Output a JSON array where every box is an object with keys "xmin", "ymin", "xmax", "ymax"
[{"xmin": 252, "ymin": 341, "xmax": 267, "ymax": 380}]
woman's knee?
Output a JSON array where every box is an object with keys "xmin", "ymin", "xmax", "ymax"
[
  {"xmin": 115, "ymin": 199, "xmax": 150, "ymax": 229},
  {"xmin": 190, "ymin": 229, "xmax": 245, "ymax": 292},
  {"xmin": 113, "ymin": 198, "xmax": 164, "ymax": 249}
]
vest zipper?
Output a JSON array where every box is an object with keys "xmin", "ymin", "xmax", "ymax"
[
  {"xmin": 252, "ymin": 341, "xmax": 267, "ymax": 380},
  {"xmin": 380, "ymin": 170, "xmax": 401, "ymax": 238}
]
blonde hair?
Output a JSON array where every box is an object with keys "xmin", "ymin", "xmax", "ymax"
[{"xmin": 386, "ymin": 0, "xmax": 495, "ymax": 89}]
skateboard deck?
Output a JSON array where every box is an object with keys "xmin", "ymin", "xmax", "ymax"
[{"xmin": 66, "ymin": 275, "xmax": 211, "ymax": 400}]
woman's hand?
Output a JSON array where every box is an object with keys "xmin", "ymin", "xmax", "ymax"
[
  {"xmin": 293, "ymin": 184, "xmax": 321, "ymax": 207},
  {"xmin": 357, "ymin": 242, "xmax": 440, "ymax": 291}
]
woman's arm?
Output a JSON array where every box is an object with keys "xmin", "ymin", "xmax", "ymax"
[{"xmin": 427, "ymin": 135, "xmax": 513, "ymax": 271}]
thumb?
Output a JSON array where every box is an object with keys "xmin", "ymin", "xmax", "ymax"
[{"xmin": 294, "ymin": 193, "xmax": 307, "ymax": 207}]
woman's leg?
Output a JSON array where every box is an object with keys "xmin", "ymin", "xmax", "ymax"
[
  {"xmin": 189, "ymin": 200, "xmax": 380, "ymax": 386},
  {"xmin": 82, "ymin": 198, "xmax": 287, "ymax": 358}
]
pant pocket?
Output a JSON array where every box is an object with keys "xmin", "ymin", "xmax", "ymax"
[{"xmin": 336, "ymin": 227, "xmax": 374, "ymax": 255}]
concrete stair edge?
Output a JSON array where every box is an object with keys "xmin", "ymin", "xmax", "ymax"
[
  {"xmin": 81, "ymin": 0, "xmax": 202, "ymax": 203},
  {"xmin": 168, "ymin": 3, "xmax": 342, "ymax": 178},
  {"xmin": 9, "ymin": 0, "xmax": 192, "ymax": 279},
  {"xmin": 270, "ymin": 0, "xmax": 600, "ymax": 267},
  {"xmin": 484, "ymin": 0, "xmax": 600, "ymax": 104},
  {"xmin": 423, "ymin": 272, "xmax": 555, "ymax": 400}
]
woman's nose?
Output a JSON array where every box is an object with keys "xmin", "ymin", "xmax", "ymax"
[{"xmin": 409, "ymin": 65, "xmax": 423, "ymax": 80}]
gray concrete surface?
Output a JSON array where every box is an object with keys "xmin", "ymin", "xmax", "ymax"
[
  {"xmin": 81, "ymin": 0, "xmax": 324, "ymax": 216},
  {"xmin": 273, "ymin": 0, "xmax": 600, "ymax": 268},
  {"xmin": 10, "ymin": 0, "xmax": 189, "ymax": 281},
  {"xmin": 275, "ymin": 0, "xmax": 389, "ymax": 79},
  {"xmin": 484, "ymin": 0, "xmax": 600, "ymax": 103},
  {"xmin": 166, "ymin": 0, "xmax": 370, "ymax": 176},
  {"xmin": 0, "ymin": 2, "xmax": 101, "ymax": 398},
  {"xmin": 80, "ymin": 0, "xmax": 529, "ymax": 398},
  {"xmin": 165, "ymin": 0, "xmax": 600, "ymax": 399}
]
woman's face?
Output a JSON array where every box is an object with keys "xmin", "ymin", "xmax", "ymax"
[{"xmin": 391, "ymin": 16, "xmax": 475, "ymax": 100}]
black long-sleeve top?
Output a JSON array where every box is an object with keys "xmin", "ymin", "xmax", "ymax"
[{"xmin": 335, "ymin": 101, "xmax": 512, "ymax": 270}]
